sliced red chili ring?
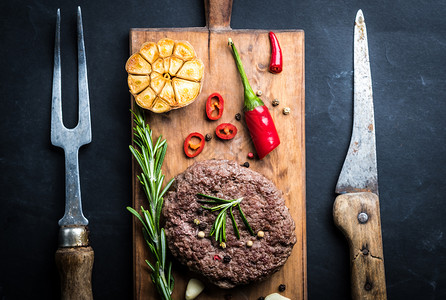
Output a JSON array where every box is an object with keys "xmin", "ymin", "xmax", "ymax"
[
  {"xmin": 215, "ymin": 123, "xmax": 237, "ymax": 140},
  {"xmin": 184, "ymin": 132, "xmax": 205, "ymax": 158},
  {"xmin": 206, "ymin": 93, "xmax": 224, "ymax": 120}
]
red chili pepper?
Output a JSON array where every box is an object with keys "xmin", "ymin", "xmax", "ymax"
[
  {"xmin": 183, "ymin": 132, "xmax": 205, "ymax": 158},
  {"xmin": 268, "ymin": 31, "xmax": 283, "ymax": 74},
  {"xmin": 206, "ymin": 93, "xmax": 224, "ymax": 120},
  {"xmin": 215, "ymin": 123, "xmax": 237, "ymax": 140},
  {"xmin": 228, "ymin": 38, "xmax": 280, "ymax": 159},
  {"xmin": 245, "ymin": 106, "xmax": 280, "ymax": 159}
]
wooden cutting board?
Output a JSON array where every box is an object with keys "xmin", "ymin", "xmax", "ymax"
[{"xmin": 130, "ymin": 1, "xmax": 306, "ymax": 299}]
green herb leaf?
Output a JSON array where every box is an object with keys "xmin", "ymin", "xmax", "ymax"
[
  {"xmin": 229, "ymin": 207, "xmax": 240, "ymax": 239},
  {"xmin": 128, "ymin": 107, "xmax": 174, "ymax": 300},
  {"xmin": 197, "ymin": 194, "xmax": 253, "ymax": 246},
  {"xmin": 196, "ymin": 193, "xmax": 233, "ymax": 203},
  {"xmin": 237, "ymin": 204, "xmax": 255, "ymax": 236}
]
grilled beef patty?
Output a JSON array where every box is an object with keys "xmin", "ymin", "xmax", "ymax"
[{"xmin": 163, "ymin": 160, "xmax": 296, "ymax": 289}]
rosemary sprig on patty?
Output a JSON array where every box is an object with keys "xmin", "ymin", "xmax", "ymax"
[{"xmin": 197, "ymin": 193, "xmax": 255, "ymax": 246}]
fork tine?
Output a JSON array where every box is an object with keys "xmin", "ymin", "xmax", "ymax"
[
  {"xmin": 77, "ymin": 6, "xmax": 92, "ymax": 144},
  {"xmin": 51, "ymin": 8, "xmax": 64, "ymax": 147}
]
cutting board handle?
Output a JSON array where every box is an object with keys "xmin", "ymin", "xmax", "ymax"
[{"xmin": 205, "ymin": 0, "xmax": 233, "ymax": 30}]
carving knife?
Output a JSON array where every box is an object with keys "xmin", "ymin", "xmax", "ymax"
[{"xmin": 333, "ymin": 9, "xmax": 387, "ymax": 300}]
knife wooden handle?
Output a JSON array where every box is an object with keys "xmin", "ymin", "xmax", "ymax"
[
  {"xmin": 55, "ymin": 244, "xmax": 94, "ymax": 299},
  {"xmin": 333, "ymin": 192, "xmax": 387, "ymax": 300},
  {"xmin": 205, "ymin": 0, "xmax": 233, "ymax": 30}
]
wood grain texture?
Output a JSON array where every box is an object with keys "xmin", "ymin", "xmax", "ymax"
[
  {"xmin": 55, "ymin": 246, "xmax": 94, "ymax": 300},
  {"xmin": 333, "ymin": 192, "xmax": 387, "ymax": 300},
  {"xmin": 205, "ymin": 0, "xmax": 233, "ymax": 30},
  {"xmin": 129, "ymin": 26, "xmax": 305, "ymax": 300}
]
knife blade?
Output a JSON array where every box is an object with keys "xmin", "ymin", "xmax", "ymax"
[{"xmin": 333, "ymin": 9, "xmax": 387, "ymax": 300}]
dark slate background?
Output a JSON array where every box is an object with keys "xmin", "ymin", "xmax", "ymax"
[{"xmin": 1, "ymin": 0, "xmax": 445, "ymax": 299}]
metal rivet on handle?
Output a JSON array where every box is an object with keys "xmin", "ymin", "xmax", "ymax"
[{"xmin": 358, "ymin": 212, "xmax": 369, "ymax": 224}]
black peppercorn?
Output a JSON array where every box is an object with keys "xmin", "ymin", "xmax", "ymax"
[
  {"xmin": 205, "ymin": 133, "xmax": 212, "ymax": 141},
  {"xmin": 223, "ymin": 255, "xmax": 231, "ymax": 263},
  {"xmin": 242, "ymin": 162, "xmax": 250, "ymax": 168},
  {"xmin": 235, "ymin": 113, "xmax": 241, "ymax": 121},
  {"xmin": 198, "ymin": 222, "xmax": 207, "ymax": 231},
  {"xmin": 278, "ymin": 284, "xmax": 286, "ymax": 292},
  {"xmin": 258, "ymin": 297, "xmax": 265, "ymax": 300}
]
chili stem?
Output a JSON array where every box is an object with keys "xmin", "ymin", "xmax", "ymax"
[{"xmin": 228, "ymin": 38, "xmax": 264, "ymax": 111}]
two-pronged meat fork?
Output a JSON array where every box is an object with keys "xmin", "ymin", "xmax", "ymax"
[{"xmin": 51, "ymin": 7, "xmax": 94, "ymax": 300}]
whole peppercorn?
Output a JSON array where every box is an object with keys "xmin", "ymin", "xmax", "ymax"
[
  {"xmin": 246, "ymin": 240, "xmax": 253, "ymax": 247},
  {"xmin": 247, "ymin": 152, "xmax": 254, "ymax": 159},
  {"xmin": 242, "ymin": 162, "xmax": 250, "ymax": 168},
  {"xmin": 258, "ymin": 297, "xmax": 265, "ymax": 300},
  {"xmin": 223, "ymin": 255, "xmax": 232, "ymax": 263},
  {"xmin": 197, "ymin": 231, "xmax": 205, "ymax": 238},
  {"xmin": 195, "ymin": 206, "xmax": 204, "ymax": 214},
  {"xmin": 272, "ymin": 99, "xmax": 280, "ymax": 106},
  {"xmin": 256, "ymin": 90, "xmax": 263, "ymax": 96},
  {"xmin": 205, "ymin": 133, "xmax": 212, "ymax": 141},
  {"xmin": 193, "ymin": 218, "xmax": 200, "ymax": 225},
  {"xmin": 198, "ymin": 222, "xmax": 207, "ymax": 231},
  {"xmin": 257, "ymin": 230, "xmax": 265, "ymax": 238},
  {"xmin": 235, "ymin": 113, "xmax": 241, "ymax": 121},
  {"xmin": 283, "ymin": 107, "xmax": 291, "ymax": 115},
  {"xmin": 220, "ymin": 242, "xmax": 226, "ymax": 249},
  {"xmin": 278, "ymin": 284, "xmax": 286, "ymax": 292}
]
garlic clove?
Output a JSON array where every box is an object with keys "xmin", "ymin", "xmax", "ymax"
[
  {"xmin": 139, "ymin": 42, "xmax": 159, "ymax": 64},
  {"xmin": 176, "ymin": 58, "xmax": 204, "ymax": 82},
  {"xmin": 150, "ymin": 72, "xmax": 166, "ymax": 95},
  {"xmin": 150, "ymin": 97, "xmax": 170, "ymax": 113},
  {"xmin": 125, "ymin": 53, "xmax": 152, "ymax": 75},
  {"xmin": 169, "ymin": 56, "xmax": 184, "ymax": 76},
  {"xmin": 159, "ymin": 81, "xmax": 176, "ymax": 106},
  {"xmin": 185, "ymin": 278, "xmax": 205, "ymax": 300},
  {"xmin": 173, "ymin": 41, "xmax": 196, "ymax": 61},
  {"xmin": 128, "ymin": 75, "xmax": 150, "ymax": 94},
  {"xmin": 134, "ymin": 86, "xmax": 156, "ymax": 110},
  {"xmin": 265, "ymin": 293, "xmax": 291, "ymax": 300},
  {"xmin": 151, "ymin": 58, "xmax": 165, "ymax": 74},
  {"xmin": 172, "ymin": 78, "xmax": 201, "ymax": 106},
  {"xmin": 157, "ymin": 38, "xmax": 175, "ymax": 58}
]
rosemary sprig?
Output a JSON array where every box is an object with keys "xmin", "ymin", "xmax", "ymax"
[
  {"xmin": 197, "ymin": 193, "xmax": 255, "ymax": 245},
  {"xmin": 127, "ymin": 107, "xmax": 174, "ymax": 300}
]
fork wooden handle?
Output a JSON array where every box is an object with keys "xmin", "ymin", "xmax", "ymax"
[
  {"xmin": 56, "ymin": 246, "xmax": 94, "ymax": 300},
  {"xmin": 55, "ymin": 226, "xmax": 94, "ymax": 300},
  {"xmin": 333, "ymin": 192, "xmax": 387, "ymax": 300}
]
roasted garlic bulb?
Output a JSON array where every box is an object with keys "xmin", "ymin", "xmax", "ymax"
[{"xmin": 126, "ymin": 38, "xmax": 204, "ymax": 113}]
